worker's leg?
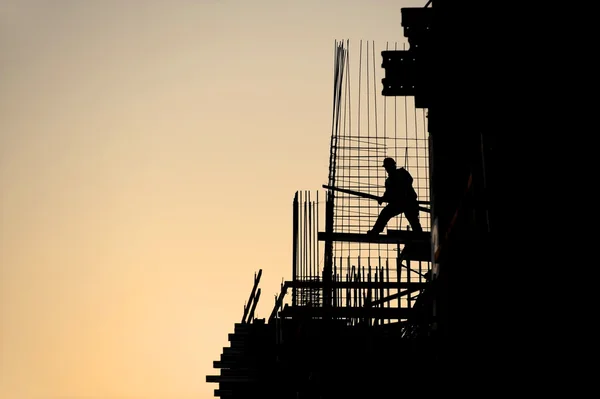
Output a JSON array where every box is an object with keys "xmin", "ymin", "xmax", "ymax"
[
  {"xmin": 404, "ymin": 206, "xmax": 423, "ymax": 232},
  {"xmin": 368, "ymin": 204, "xmax": 402, "ymax": 234}
]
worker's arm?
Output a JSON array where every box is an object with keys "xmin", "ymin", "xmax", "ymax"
[{"xmin": 379, "ymin": 178, "xmax": 392, "ymax": 205}]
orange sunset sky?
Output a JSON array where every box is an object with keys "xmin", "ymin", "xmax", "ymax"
[{"xmin": 0, "ymin": 1, "xmax": 425, "ymax": 398}]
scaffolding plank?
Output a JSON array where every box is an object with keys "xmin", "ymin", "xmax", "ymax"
[
  {"xmin": 318, "ymin": 230, "xmax": 430, "ymax": 244},
  {"xmin": 228, "ymin": 333, "xmax": 248, "ymax": 342},
  {"xmin": 206, "ymin": 375, "xmax": 256, "ymax": 383},
  {"xmin": 213, "ymin": 360, "xmax": 238, "ymax": 369},
  {"xmin": 286, "ymin": 280, "xmax": 427, "ymax": 290},
  {"xmin": 223, "ymin": 347, "xmax": 245, "ymax": 356},
  {"xmin": 279, "ymin": 305, "xmax": 415, "ymax": 319},
  {"xmin": 234, "ymin": 323, "xmax": 254, "ymax": 332}
]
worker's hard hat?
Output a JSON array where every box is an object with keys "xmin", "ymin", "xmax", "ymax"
[{"xmin": 382, "ymin": 157, "xmax": 396, "ymax": 167}]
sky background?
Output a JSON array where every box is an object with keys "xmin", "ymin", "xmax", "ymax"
[{"xmin": 0, "ymin": 1, "xmax": 424, "ymax": 398}]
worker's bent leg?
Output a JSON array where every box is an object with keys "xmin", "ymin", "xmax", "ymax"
[
  {"xmin": 404, "ymin": 207, "xmax": 423, "ymax": 232},
  {"xmin": 369, "ymin": 205, "xmax": 402, "ymax": 234}
]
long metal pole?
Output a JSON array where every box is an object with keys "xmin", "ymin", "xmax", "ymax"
[{"xmin": 292, "ymin": 192, "xmax": 298, "ymax": 306}]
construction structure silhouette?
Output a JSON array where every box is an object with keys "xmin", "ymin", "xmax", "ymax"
[{"xmin": 206, "ymin": 1, "xmax": 499, "ymax": 397}]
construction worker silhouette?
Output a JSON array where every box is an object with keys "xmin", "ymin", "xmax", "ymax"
[{"xmin": 367, "ymin": 157, "xmax": 423, "ymax": 234}]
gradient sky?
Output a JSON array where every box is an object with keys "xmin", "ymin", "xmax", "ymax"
[{"xmin": 0, "ymin": 1, "xmax": 425, "ymax": 398}]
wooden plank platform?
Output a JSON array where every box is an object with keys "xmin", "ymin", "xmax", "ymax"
[
  {"xmin": 279, "ymin": 304, "xmax": 415, "ymax": 320},
  {"xmin": 285, "ymin": 280, "xmax": 427, "ymax": 290},
  {"xmin": 318, "ymin": 230, "xmax": 430, "ymax": 244}
]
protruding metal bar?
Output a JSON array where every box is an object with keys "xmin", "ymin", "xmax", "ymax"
[
  {"xmin": 247, "ymin": 288, "xmax": 260, "ymax": 323},
  {"xmin": 324, "ymin": 189, "xmax": 334, "ymax": 309},
  {"xmin": 241, "ymin": 269, "xmax": 262, "ymax": 324},
  {"xmin": 379, "ymin": 265, "xmax": 385, "ymax": 309},
  {"xmin": 269, "ymin": 284, "xmax": 288, "ymax": 323},
  {"xmin": 304, "ymin": 191, "xmax": 307, "ymax": 284},
  {"xmin": 308, "ymin": 191, "xmax": 312, "ymax": 282},
  {"xmin": 292, "ymin": 192, "xmax": 298, "ymax": 306},
  {"xmin": 386, "ymin": 259, "xmax": 391, "ymax": 324}
]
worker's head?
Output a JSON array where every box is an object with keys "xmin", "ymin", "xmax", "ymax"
[{"xmin": 382, "ymin": 157, "xmax": 396, "ymax": 172}]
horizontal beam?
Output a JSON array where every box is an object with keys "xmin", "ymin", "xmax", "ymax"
[
  {"xmin": 228, "ymin": 333, "xmax": 245, "ymax": 342},
  {"xmin": 213, "ymin": 360, "xmax": 240, "ymax": 369},
  {"xmin": 206, "ymin": 375, "xmax": 256, "ymax": 383},
  {"xmin": 229, "ymin": 339, "xmax": 246, "ymax": 349},
  {"xmin": 221, "ymin": 353, "xmax": 254, "ymax": 363},
  {"xmin": 234, "ymin": 323, "xmax": 256, "ymax": 332},
  {"xmin": 223, "ymin": 347, "xmax": 245, "ymax": 356},
  {"xmin": 318, "ymin": 230, "xmax": 430, "ymax": 245},
  {"xmin": 285, "ymin": 280, "xmax": 427, "ymax": 290},
  {"xmin": 279, "ymin": 305, "xmax": 415, "ymax": 320}
]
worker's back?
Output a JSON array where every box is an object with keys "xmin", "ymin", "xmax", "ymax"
[{"xmin": 385, "ymin": 167, "xmax": 418, "ymax": 204}]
